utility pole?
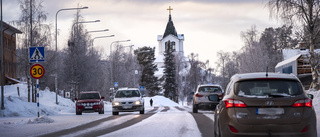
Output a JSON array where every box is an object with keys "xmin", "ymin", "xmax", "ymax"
[{"xmin": 1, "ymin": 0, "xmax": 4, "ymax": 110}]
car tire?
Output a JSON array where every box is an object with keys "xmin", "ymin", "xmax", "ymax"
[
  {"xmin": 193, "ymin": 104, "xmax": 198, "ymax": 113},
  {"xmin": 112, "ymin": 112, "xmax": 119, "ymax": 115},
  {"xmin": 140, "ymin": 109, "xmax": 145, "ymax": 114},
  {"xmin": 99, "ymin": 107, "xmax": 104, "ymax": 114},
  {"xmin": 76, "ymin": 111, "xmax": 82, "ymax": 115}
]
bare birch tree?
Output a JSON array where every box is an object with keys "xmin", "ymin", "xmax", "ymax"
[{"xmin": 268, "ymin": 0, "xmax": 320, "ymax": 89}]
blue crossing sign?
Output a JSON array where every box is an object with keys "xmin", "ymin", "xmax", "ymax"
[
  {"xmin": 29, "ymin": 47, "xmax": 45, "ymax": 62},
  {"xmin": 140, "ymin": 86, "xmax": 145, "ymax": 91}
]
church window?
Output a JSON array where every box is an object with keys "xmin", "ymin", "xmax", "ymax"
[{"xmin": 165, "ymin": 41, "xmax": 176, "ymax": 52}]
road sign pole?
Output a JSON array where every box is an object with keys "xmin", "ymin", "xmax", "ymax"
[{"xmin": 37, "ymin": 79, "xmax": 39, "ymax": 117}]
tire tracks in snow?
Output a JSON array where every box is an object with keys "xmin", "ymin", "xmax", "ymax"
[{"xmin": 37, "ymin": 107, "xmax": 159, "ymax": 137}]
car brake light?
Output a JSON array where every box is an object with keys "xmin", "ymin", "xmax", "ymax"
[
  {"xmin": 301, "ymin": 125, "xmax": 309, "ymax": 132},
  {"xmin": 195, "ymin": 93, "xmax": 203, "ymax": 97},
  {"xmin": 224, "ymin": 99, "xmax": 247, "ymax": 108},
  {"xmin": 229, "ymin": 125, "xmax": 239, "ymax": 133},
  {"xmin": 218, "ymin": 94, "xmax": 222, "ymax": 99},
  {"xmin": 292, "ymin": 99, "xmax": 312, "ymax": 108}
]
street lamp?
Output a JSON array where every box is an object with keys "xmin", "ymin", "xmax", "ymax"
[
  {"xmin": 90, "ymin": 35, "xmax": 115, "ymax": 51},
  {"xmin": 109, "ymin": 40, "xmax": 130, "ymax": 91},
  {"xmin": 85, "ymin": 29, "xmax": 109, "ymax": 35},
  {"xmin": 55, "ymin": 6, "xmax": 88, "ymax": 104},
  {"xmin": 72, "ymin": 20, "xmax": 100, "ymax": 37},
  {"xmin": 91, "ymin": 35, "xmax": 115, "ymax": 46}
]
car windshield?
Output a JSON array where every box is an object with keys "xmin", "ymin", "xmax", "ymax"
[
  {"xmin": 198, "ymin": 86, "xmax": 222, "ymax": 93},
  {"xmin": 235, "ymin": 79, "xmax": 303, "ymax": 98},
  {"xmin": 115, "ymin": 90, "xmax": 140, "ymax": 98},
  {"xmin": 79, "ymin": 93, "xmax": 100, "ymax": 100}
]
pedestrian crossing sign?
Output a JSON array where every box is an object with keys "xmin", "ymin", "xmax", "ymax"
[{"xmin": 29, "ymin": 47, "xmax": 45, "ymax": 62}]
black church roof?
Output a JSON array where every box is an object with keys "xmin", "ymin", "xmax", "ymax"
[{"xmin": 163, "ymin": 15, "xmax": 177, "ymax": 38}]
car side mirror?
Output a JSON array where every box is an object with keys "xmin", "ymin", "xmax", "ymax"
[
  {"xmin": 101, "ymin": 96, "xmax": 105, "ymax": 99},
  {"xmin": 307, "ymin": 94, "xmax": 314, "ymax": 99},
  {"xmin": 75, "ymin": 97, "xmax": 78, "ymax": 100}
]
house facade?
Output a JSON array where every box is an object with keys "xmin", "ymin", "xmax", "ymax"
[{"xmin": 0, "ymin": 21, "xmax": 22, "ymax": 84}]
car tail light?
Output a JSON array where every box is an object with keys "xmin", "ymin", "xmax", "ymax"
[
  {"xmin": 218, "ymin": 94, "xmax": 223, "ymax": 99},
  {"xmin": 229, "ymin": 125, "xmax": 239, "ymax": 133},
  {"xmin": 195, "ymin": 93, "xmax": 203, "ymax": 97},
  {"xmin": 292, "ymin": 99, "xmax": 312, "ymax": 108},
  {"xmin": 301, "ymin": 125, "xmax": 309, "ymax": 132},
  {"xmin": 224, "ymin": 99, "xmax": 247, "ymax": 108}
]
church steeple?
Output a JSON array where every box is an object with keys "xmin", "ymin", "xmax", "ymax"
[{"xmin": 163, "ymin": 6, "xmax": 177, "ymax": 38}]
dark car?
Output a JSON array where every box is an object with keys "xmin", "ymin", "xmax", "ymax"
[
  {"xmin": 192, "ymin": 84, "xmax": 224, "ymax": 113},
  {"xmin": 75, "ymin": 91, "xmax": 104, "ymax": 115},
  {"xmin": 213, "ymin": 72, "xmax": 317, "ymax": 137}
]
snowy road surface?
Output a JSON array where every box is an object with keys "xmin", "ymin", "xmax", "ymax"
[
  {"xmin": 1, "ymin": 84, "xmax": 320, "ymax": 137},
  {"xmin": 0, "ymin": 105, "xmax": 214, "ymax": 137}
]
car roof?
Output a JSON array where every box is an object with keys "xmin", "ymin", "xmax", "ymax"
[
  {"xmin": 80, "ymin": 91, "xmax": 100, "ymax": 94},
  {"xmin": 230, "ymin": 72, "xmax": 299, "ymax": 82},
  {"xmin": 118, "ymin": 88, "xmax": 139, "ymax": 91},
  {"xmin": 198, "ymin": 84, "xmax": 222, "ymax": 88}
]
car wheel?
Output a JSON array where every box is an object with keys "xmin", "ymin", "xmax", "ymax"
[
  {"xmin": 193, "ymin": 104, "xmax": 198, "ymax": 113},
  {"xmin": 112, "ymin": 112, "xmax": 119, "ymax": 115},
  {"xmin": 140, "ymin": 109, "xmax": 145, "ymax": 114},
  {"xmin": 76, "ymin": 111, "xmax": 82, "ymax": 115},
  {"xmin": 99, "ymin": 108, "xmax": 104, "ymax": 114}
]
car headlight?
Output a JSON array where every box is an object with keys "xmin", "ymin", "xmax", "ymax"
[
  {"xmin": 134, "ymin": 101, "xmax": 141, "ymax": 105},
  {"xmin": 113, "ymin": 102, "xmax": 120, "ymax": 106},
  {"xmin": 93, "ymin": 102, "xmax": 100, "ymax": 105}
]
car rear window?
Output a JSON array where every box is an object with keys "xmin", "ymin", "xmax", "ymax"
[
  {"xmin": 198, "ymin": 86, "xmax": 222, "ymax": 93},
  {"xmin": 234, "ymin": 79, "xmax": 303, "ymax": 98},
  {"xmin": 115, "ymin": 90, "xmax": 140, "ymax": 98},
  {"xmin": 79, "ymin": 93, "xmax": 100, "ymax": 99}
]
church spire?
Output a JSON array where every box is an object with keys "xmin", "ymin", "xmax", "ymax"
[{"xmin": 163, "ymin": 6, "xmax": 177, "ymax": 38}]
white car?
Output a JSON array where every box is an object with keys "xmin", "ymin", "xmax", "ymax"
[
  {"xmin": 112, "ymin": 88, "xmax": 145, "ymax": 115},
  {"xmin": 192, "ymin": 84, "xmax": 224, "ymax": 113}
]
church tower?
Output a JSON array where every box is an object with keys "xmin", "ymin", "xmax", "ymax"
[{"xmin": 155, "ymin": 6, "xmax": 184, "ymax": 69}]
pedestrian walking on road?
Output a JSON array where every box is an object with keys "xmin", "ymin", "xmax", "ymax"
[{"xmin": 150, "ymin": 98, "xmax": 153, "ymax": 107}]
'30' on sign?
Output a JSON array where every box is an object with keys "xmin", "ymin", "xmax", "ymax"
[{"xmin": 30, "ymin": 64, "xmax": 45, "ymax": 79}]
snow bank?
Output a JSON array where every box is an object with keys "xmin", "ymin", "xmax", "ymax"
[
  {"xmin": 0, "ymin": 83, "xmax": 75, "ymax": 117},
  {"xmin": 144, "ymin": 95, "xmax": 180, "ymax": 107}
]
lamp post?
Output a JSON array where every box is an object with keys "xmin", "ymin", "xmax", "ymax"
[
  {"xmin": 109, "ymin": 40, "xmax": 130, "ymax": 92},
  {"xmin": 85, "ymin": 29, "xmax": 109, "ymax": 35},
  {"xmin": 55, "ymin": 6, "xmax": 88, "ymax": 104},
  {"xmin": 91, "ymin": 35, "xmax": 115, "ymax": 46}
]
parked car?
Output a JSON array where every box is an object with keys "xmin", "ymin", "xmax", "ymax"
[
  {"xmin": 213, "ymin": 72, "xmax": 317, "ymax": 137},
  {"xmin": 112, "ymin": 88, "xmax": 145, "ymax": 115},
  {"xmin": 192, "ymin": 84, "xmax": 224, "ymax": 113},
  {"xmin": 75, "ymin": 91, "xmax": 104, "ymax": 115}
]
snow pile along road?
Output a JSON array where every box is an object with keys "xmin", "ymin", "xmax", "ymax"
[{"xmin": 0, "ymin": 83, "xmax": 75, "ymax": 117}]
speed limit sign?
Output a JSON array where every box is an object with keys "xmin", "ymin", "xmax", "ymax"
[{"xmin": 30, "ymin": 64, "xmax": 45, "ymax": 79}]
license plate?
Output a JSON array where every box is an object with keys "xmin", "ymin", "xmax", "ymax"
[
  {"xmin": 208, "ymin": 95, "xmax": 219, "ymax": 101},
  {"xmin": 256, "ymin": 108, "xmax": 284, "ymax": 115},
  {"xmin": 85, "ymin": 106, "xmax": 92, "ymax": 109},
  {"xmin": 123, "ymin": 105, "xmax": 132, "ymax": 109}
]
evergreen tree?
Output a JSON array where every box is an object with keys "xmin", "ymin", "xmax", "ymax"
[
  {"xmin": 134, "ymin": 47, "xmax": 160, "ymax": 96},
  {"xmin": 163, "ymin": 41, "xmax": 177, "ymax": 102}
]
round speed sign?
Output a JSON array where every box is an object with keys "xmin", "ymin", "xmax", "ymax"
[{"xmin": 30, "ymin": 64, "xmax": 45, "ymax": 79}]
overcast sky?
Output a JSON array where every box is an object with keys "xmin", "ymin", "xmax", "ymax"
[{"xmin": 4, "ymin": 0, "xmax": 282, "ymax": 68}]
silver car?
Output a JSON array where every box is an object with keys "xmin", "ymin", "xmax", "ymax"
[
  {"xmin": 192, "ymin": 84, "xmax": 224, "ymax": 113},
  {"xmin": 112, "ymin": 88, "xmax": 145, "ymax": 115}
]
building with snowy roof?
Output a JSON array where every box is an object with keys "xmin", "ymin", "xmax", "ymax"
[{"xmin": 275, "ymin": 45, "xmax": 320, "ymax": 87}]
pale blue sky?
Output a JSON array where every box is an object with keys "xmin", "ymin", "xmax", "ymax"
[{"xmin": 4, "ymin": 0, "xmax": 281, "ymax": 68}]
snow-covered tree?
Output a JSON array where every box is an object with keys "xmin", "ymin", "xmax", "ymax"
[
  {"xmin": 15, "ymin": 0, "xmax": 53, "ymax": 102},
  {"xmin": 268, "ymin": 0, "xmax": 320, "ymax": 89}
]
